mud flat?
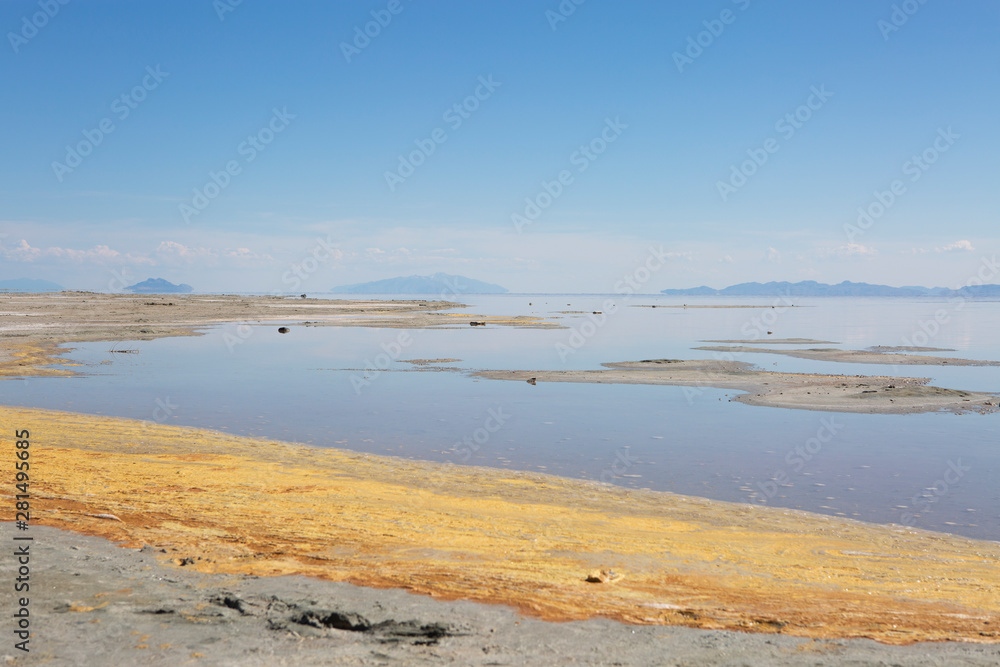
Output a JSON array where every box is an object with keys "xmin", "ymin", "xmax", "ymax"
[
  {"xmin": 2, "ymin": 404, "xmax": 1000, "ymax": 653},
  {"xmin": 694, "ymin": 346, "xmax": 1000, "ymax": 366},
  {"xmin": 632, "ymin": 304, "xmax": 804, "ymax": 309},
  {"xmin": 8, "ymin": 526, "xmax": 1000, "ymax": 667},
  {"xmin": 476, "ymin": 359, "xmax": 1000, "ymax": 414},
  {"xmin": 0, "ymin": 292, "xmax": 558, "ymax": 376},
  {"xmin": 0, "ymin": 292, "xmax": 557, "ymax": 343},
  {"xmin": 704, "ymin": 338, "xmax": 840, "ymax": 345},
  {"xmin": 404, "ymin": 358, "xmax": 463, "ymax": 365}
]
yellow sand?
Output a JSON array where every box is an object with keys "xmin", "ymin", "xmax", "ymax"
[
  {"xmin": 2, "ymin": 405, "xmax": 998, "ymax": 645},
  {"xmin": 0, "ymin": 341, "xmax": 75, "ymax": 377}
]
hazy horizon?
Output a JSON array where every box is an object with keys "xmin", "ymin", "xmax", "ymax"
[{"xmin": 2, "ymin": 1, "xmax": 997, "ymax": 293}]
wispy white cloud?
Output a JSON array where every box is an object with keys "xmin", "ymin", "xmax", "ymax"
[
  {"xmin": 0, "ymin": 239, "xmax": 153, "ymax": 265},
  {"xmin": 902, "ymin": 240, "xmax": 975, "ymax": 255},
  {"xmin": 0, "ymin": 238, "xmax": 274, "ymax": 269},
  {"xmin": 819, "ymin": 243, "xmax": 877, "ymax": 259},
  {"xmin": 155, "ymin": 241, "xmax": 216, "ymax": 261},
  {"xmin": 935, "ymin": 239, "xmax": 974, "ymax": 253}
]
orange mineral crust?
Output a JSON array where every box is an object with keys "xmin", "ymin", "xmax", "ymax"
[{"xmin": 3, "ymin": 405, "xmax": 998, "ymax": 644}]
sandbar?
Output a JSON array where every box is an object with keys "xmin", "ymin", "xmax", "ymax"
[
  {"xmin": 0, "ymin": 292, "xmax": 558, "ymax": 347},
  {"xmin": 694, "ymin": 346, "xmax": 999, "ymax": 367},
  {"xmin": 704, "ymin": 338, "xmax": 840, "ymax": 345},
  {"xmin": 632, "ymin": 304, "xmax": 804, "ymax": 309},
  {"xmin": 475, "ymin": 359, "xmax": 999, "ymax": 414},
  {"xmin": 0, "ymin": 293, "xmax": 559, "ymax": 377}
]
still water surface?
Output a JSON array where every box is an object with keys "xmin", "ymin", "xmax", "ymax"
[{"xmin": 3, "ymin": 295, "xmax": 998, "ymax": 541}]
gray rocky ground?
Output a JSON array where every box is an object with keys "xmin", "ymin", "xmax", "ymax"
[{"xmin": 3, "ymin": 525, "xmax": 999, "ymax": 666}]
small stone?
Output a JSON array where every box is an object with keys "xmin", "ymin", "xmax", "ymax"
[{"xmin": 585, "ymin": 569, "xmax": 624, "ymax": 584}]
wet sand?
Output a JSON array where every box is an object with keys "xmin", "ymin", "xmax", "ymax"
[
  {"xmin": 0, "ymin": 292, "xmax": 558, "ymax": 347},
  {"xmin": 704, "ymin": 338, "xmax": 840, "ymax": 345},
  {"xmin": 477, "ymin": 359, "xmax": 1000, "ymax": 414},
  {"xmin": 694, "ymin": 345, "xmax": 1000, "ymax": 366},
  {"xmin": 0, "ymin": 292, "xmax": 558, "ymax": 377},
  {"xmin": 2, "ymin": 404, "xmax": 999, "ymax": 651},
  {"xmin": 632, "ymin": 304, "xmax": 805, "ymax": 309}
]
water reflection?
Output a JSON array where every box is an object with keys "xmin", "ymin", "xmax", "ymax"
[{"xmin": 2, "ymin": 294, "xmax": 997, "ymax": 541}]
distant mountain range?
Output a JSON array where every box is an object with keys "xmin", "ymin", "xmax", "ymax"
[
  {"xmin": 125, "ymin": 278, "xmax": 193, "ymax": 294},
  {"xmin": 0, "ymin": 278, "xmax": 64, "ymax": 292},
  {"xmin": 332, "ymin": 273, "xmax": 508, "ymax": 295},
  {"xmin": 661, "ymin": 280, "xmax": 1000, "ymax": 297}
]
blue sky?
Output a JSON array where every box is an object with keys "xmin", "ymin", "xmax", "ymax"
[{"xmin": 1, "ymin": 0, "xmax": 997, "ymax": 293}]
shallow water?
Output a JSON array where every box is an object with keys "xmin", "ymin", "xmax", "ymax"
[{"xmin": 4, "ymin": 294, "xmax": 998, "ymax": 541}]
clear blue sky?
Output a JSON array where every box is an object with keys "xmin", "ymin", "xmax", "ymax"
[{"xmin": 2, "ymin": 0, "xmax": 997, "ymax": 292}]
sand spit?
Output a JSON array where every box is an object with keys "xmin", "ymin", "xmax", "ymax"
[
  {"xmin": 870, "ymin": 345, "xmax": 957, "ymax": 353},
  {"xmin": 694, "ymin": 346, "xmax": 1000, "ymax": 367},
  {"xmin": 0, "ymin": 292, "xmax": 557, "ymax": 344},
  {"xmin": 404, "ymin": 358, "xmax": 463, "ymax": 365},
  {"xmin": 3, "ymin": 405, "xmax": 999, "ymax": 646},
  {"xmin": 0, "ymin": 293, "xmax": 559, "ymax": 378},
  {"xmin": 0, "ymin": 340, "xmax": 77, "ymax": 377},
  {"xmin": 704, "ymin": 338, "xmax": 840, "ymax": 345},
  {"xmin": 476, "ymin": 359, "xmax": 1000, "ymax": 415},
  {"xmin": 632, "ymin": 304, "xmax": 805, "ymax": 309}
]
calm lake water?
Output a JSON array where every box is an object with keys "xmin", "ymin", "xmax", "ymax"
[{"xmin": 4, "ymin": 294, "xmax": 999, "ymax": 541}]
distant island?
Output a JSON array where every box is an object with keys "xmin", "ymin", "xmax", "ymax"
[
  {"xmin": 661, "ymin": 280, "xmax": 1000, "ymax": 297},
  {"xmin": 0, "ymin": 278, "xmax": 64, "ymax": 292},
  {"xmin": 332, "ymin": 273, "xmax": 508, "ymax": 295},
  {"xmin": 124, "ymin": 278, "xmax": 193, "ymax": 294}
]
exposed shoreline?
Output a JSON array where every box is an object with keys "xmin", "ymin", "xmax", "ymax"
[
  {"xmin": 476, "ymin": 359, "xmax": 1000, "ymax": 415},
  {"xmin": 693, "ymin": 345, "xmax": 1000, "ymax": 366},
  {"xmin": 2, "ymin": 404, "xmax": 999, "ymax": 648},
  {"xmin": 0, "ymin": 292, "xmax": 558, "ymax": 377},
  {"xmin": 0, "ymin": 292, "xmax": 558, "ymax": 346},
  {"xmin": 13, "ymin": 527, "xmax": 1000, "ymax": 667}
]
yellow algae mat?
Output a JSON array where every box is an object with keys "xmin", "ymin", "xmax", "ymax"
[{"xmin": 2, "ymin": 405, "xmax": 998, "ymax": 645}]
